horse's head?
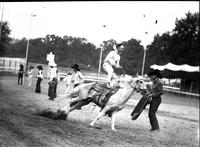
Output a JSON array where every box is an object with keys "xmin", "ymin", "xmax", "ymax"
[
  {"xmin": 128, "ymin": 77, "xmax": 148, "ymax": 94},
  {"xmin": 119, "ymin": 74, "xmax": 147, "ymax": 93},
  {"xmin": 135, "ymin": 79, "xmax": 148, "ymax": 92}
]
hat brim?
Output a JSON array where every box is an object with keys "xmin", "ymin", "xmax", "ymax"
[
  {"xmin": 72, "ymin": 67, "xmax": 80, "ymax": 71},
  {"xmin": 71, "ymin": 64, "xmax": 80, "ymax": 71},
  {"xmin": 37, "ymin": 66, "xmax": 43, "ymax": 70}
]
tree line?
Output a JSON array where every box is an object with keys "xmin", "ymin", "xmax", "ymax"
[{"xmin": 0, "ymin": 12, "xmax": 199, "ymax": 93}]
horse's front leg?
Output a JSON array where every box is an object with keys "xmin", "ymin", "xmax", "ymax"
[
  {"xmin": 89, "ymin": 111, "xmax": 105, "ymax": 127},
  {"xmin": 111, "ymin": 112, "xmax": 118, "ymax": 131}
]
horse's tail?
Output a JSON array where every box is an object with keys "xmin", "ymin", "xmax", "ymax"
[{"xmin": 72, "ymin": 82, "xmax": 96, "ymax": 99}]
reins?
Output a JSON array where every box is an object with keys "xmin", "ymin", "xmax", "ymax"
[{"xmin": 128, "ymin": 80, "xmax": 142, "ymax": 92}]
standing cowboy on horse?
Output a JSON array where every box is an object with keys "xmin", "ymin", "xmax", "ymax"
[{"xmin": 103, "ymin": 43, "xmax": 125, "ymax": 88}]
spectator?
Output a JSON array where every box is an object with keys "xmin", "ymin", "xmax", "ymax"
[
  {"xmin": 48, "ymin": 77, "xmax": 58, "ymax": 100},
  {"xmin": 18, "ymin": 64, "xmax": 24, "ymax": 85},
  {"xmin": 27, "ymin": 65, "xmax": 34, "ymax": 87},
  {"xmin": 35, "ymin": 65, "xmax": 43, "ymax": 93},
  {"xmin": 48, "ymin": 65, "xmax": 58, "ymax": 82},
  {"xmin": 71, "ymin": 64, "xmax": 85, "ymax": 88},
  {"xmin": 65, "ymin": 72, "xmax": 73, "ymax": 94},
  {"xmin": 48, "ymin": 65, "xmax": 58, "ymax": 100}
]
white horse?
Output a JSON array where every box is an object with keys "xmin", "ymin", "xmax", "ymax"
[{"xmin": 57, "ymin": 75, "xmax": 147, "ymax": 131}]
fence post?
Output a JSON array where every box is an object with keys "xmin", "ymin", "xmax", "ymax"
[
  {"xmin": 15, "ymin": 61, "xmax": 17, "ymax": 75},
  {"xmin": 189, "ymin": 82, "xmax": 193, "ymax": 97},
  {"xmin": 9, "ymin": 60, "xmax": 11, "ymax": 68},
  {"xmin": 3, "ymin": 59, "xmax": 5, "ymax": 66}
]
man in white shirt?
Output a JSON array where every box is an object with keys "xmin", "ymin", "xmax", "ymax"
[
  {"xmin": 103, "ymin": 43, "xmax": 125, "ymax": 87},
  {"xmin": 35, "ymin": 65, "xmax": 43, "ymax": 93},
  {"xmin": 27, "ymin": 66, "xmax": 34, "ymax": 87},
  {"xmin": 71, "ymin": 64, "xmax": 85, "ymax": 88},
  {"xmin": 49, "ymin": 65, "xmax": 58, "ymax": 82},
  {"xmin": 65, "ymin": 72, "xmax": 73, "ymax": 94}
]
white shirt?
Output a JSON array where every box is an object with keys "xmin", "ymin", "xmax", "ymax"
[
  {"xmin": 49, "ymin": 67, "xmax": 57, "ymax": 81},
  {"xmin": 72, "ymin": 71, "xmax": 85, "ymax": 85},
  {"xmin": 104, "ymin": 50, "xmax": 120, "ymax": 67},
  {"xmin": 37, "ymin": 70, "xmax": 43, "ymax": 79},
  {"xmin": 66, "ymin": 74, "xmax": 73, "ymax": 84},
  {"xmin": 27, "ymin": 69, "xmax": 33, "ymax": 78}
]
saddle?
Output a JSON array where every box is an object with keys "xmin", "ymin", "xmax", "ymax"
[{"xmin": 90, "ymin": 83, "xmax": 119, "ymax": 109}]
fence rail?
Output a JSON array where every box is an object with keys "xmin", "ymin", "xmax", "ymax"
[
  {"xmin": 57, "ymin": 73, "xmax": 199, "ymax": 98},
  {"xmin": 0, "ymin": 59, "xmax": 199, "ymax": 98}
]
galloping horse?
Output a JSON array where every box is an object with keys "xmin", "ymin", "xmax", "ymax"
[{"xmin": 56, "ymin": 75, "xmax": 147, "ymax": 131}]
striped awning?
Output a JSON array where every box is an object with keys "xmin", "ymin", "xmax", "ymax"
[{"xmin": 150, "ymin": 63, "xmax": 199, "ymax": 72}]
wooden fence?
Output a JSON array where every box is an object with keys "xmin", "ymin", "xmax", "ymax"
[{"xmin": 0, "ymin": 59, "xmax": 199, "ymax": 98}]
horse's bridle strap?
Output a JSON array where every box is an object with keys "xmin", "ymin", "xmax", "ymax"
[{"xmin": 129, "ymin": 81, "xmax": 138, "ymax": 91}]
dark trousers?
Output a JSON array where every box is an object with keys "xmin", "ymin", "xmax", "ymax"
[
  {"xmin": 48, "ymin": 81, "xmax": 57, "ymax": 100},
  {"xmin": 35, "ymin": 78, "xmax": 42, "ymax": 93},
  {"xmin": 18, "ymin": 73, "xmax": 23, "ymax": 84},
  {"xmin": 148, "ymin": 97, "xmax": 161, "ymax": 130}
]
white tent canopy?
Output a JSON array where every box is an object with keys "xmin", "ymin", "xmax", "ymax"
[{"xmin": 150, "ymin": 63, "xmax": 199, "ymax": 72}]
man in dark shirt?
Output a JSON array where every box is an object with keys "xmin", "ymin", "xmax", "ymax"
[
  {"xmin": 147, "ymin": 69, "xmax": 164, "ymax": 133},
  {"xmin": 18, "ymin": 64, "xmax": 24, "ymax": 85}
]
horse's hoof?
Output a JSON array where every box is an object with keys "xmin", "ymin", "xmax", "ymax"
[
  {"xmin": 89, "ymin": 123, "xmax": 95, "ymax": 127},
  {"xmin": 88, "ymin": 125, "xmax": 101, "ymax": 129},
  {"xmin": 111, "ymin": 128, "xmax": 118, "ymax": 131},
  {"xmin": 88, "ymin": 125, "xmax": 93, "ymax": 128}
]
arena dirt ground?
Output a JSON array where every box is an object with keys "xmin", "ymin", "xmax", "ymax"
[{"xmin": 0, "ymin": 76, "xmax": 199, "ymax": 147}]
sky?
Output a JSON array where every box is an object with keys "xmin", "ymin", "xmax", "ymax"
[{"xmin": 0, "ymin": 1, "xmax": 199, "ymax": 47}]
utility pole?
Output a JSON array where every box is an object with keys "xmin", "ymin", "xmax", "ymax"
[
  {"xmin": 25, "ymin": 14, "xmax": 36, "ymax": 73},
  {"xmin": 97, "ymin": 25, "xmax": 107, "ymax": 82},
  {"xmin": 0, "ymin": 3, "xmax": 4, "ymax": 41}
]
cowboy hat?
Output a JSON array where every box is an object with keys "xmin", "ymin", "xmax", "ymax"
[
  {"xmin": 20, "ymin": 64, "xmax": 24, "ymax": 68},
  {"xmin": 147, "ymin": 69, "xmax": 163, "ymax": 79},
  {"xmin": 28, "ymin": 65, "xmax": 34, "ymax": 69},
  {"xmin": 116, "ymin": 43, "xmax": 124, "ymax": 49},
  {"xmin": 37, "ymin": 65, "xmax": 43, "ymax": 70},
  {"xmin": 116, "ymin": 43, "xmax": 125, "ymax": 52},
  {"xmin": 71, "ymin": 64, "xmax": 80, "ymax": 71}
]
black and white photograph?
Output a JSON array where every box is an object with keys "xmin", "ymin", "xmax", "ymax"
[{"xmin": 0, "ymin": 1, "xmax": 199, "ymax": 147}]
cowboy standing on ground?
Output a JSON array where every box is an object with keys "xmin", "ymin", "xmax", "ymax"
[
  {"xmin": 27, "ymin": 65, "xmax": 34, "ymax": 87},
  {"xmin": 71, "ymin": 64, "xmax": 85, "ymax": 88},
  {"xmin": 48, "ymin": 64, "xmax": 58, "ymax": 100},
  {"xmin": 65, "ymin": 72, "xmax": 73, "ymax": 94},
  {"xmin": 147, "ymin": 69, "xmax": 164, "ymax": 133},
  {"xmin": 18, "ymin": 64, "xmax": 24, "ymax": 85},
  {"xmin": 35, "ymin": 65, "xmax": 43, "ymax": 93},
  {"xmin": 103, "ymin": 43, "xmax": 125, "ymax": 88}
]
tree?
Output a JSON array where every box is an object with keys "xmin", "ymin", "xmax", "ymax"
[
  {"xmin": 145, "ymin": 33, "xmax": 171, "ymax": 74},
  {"xmin": 0, "ymin": 21, "xmax": 11, "ymax": 56},
  {"xmin": 120, "ymin": 38, "xmax": 144, "ymax": 75},
  {"xmin": 145, "ymin": 12, "xmax": 199, "ymax": 93},
  {"xmin": 170, "ymin": 12, "xmax": 199, "ymax": 66},
  {"xmin": 100, "ymin": 39, "xmax": 117, "ymax": 61}
]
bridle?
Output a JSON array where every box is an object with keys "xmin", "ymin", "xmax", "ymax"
[
  {"xmin": 128, "ymin": 79, "xmax": 143, "ymax": 92},
  {"xmin": 116, "ymin": 67, "xmax": 145, "ymax": 92}
]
